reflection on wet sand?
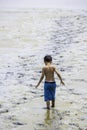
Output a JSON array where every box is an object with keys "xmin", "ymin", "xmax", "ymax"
[
  {"xmin": 44, "ymin": 109, "xmax": 61, "ymax": 130},
  {"xmin": 44, "ymin": 109, "xmax": 51, "ymax": 125}
]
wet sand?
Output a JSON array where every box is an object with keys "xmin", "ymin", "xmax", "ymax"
[{"xmin": 0, "ymin": 9, "xmax": 87, "ymax": 130}]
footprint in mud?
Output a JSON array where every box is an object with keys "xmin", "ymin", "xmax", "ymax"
[
  {"xmin": 18, "ymin": 56, "xmax": 25, "ymax": 59},
  {"xmin": 22, "ymin": 97, "xmax": 27, "ymax": 100},
  {"xmin": 60, "ymin": 68, "xmax": 65, "ymax": 72},
  {"xmin": 17, "ymin": 73, "xmax": 25, "ymax": 78},
  {"xmin": 0, "ymin": 104, "xmax": 2, "ymax": 108},
  {"xmin": 30, "ymin": 77, "xmax": 38, "ymax": 80},
  {"xmin": 13, "ymin": 122, "xmax": 26, "ymax": 126},
  {"xmin": 25, "ymin": 83, "xmax": 33, "ymax": 87},
  {"xmin": 69, "ymin": 123, "xmax": 83, "ymax": 130},
  {"xmin": 30, "ymin": 90, "xmax": 37, "ymax": 94},
  {"xmin": 69, "ymin": 123, "xmax": 79, "ymax": 127},
  {"xmin": 37, "ymin": 123, "xmax": 45, "ymax": 127},
  {"xmin": 72, "ymin": 92, "xmax": 81, "ymax": 95},
  {"xmin": 68, "ymin": 89, "xmax": 74, "ymax": 93},
  {"xmin": 0, "ymin": 109, "xmax": 9, "ymax": 114},
  {"xmin": 5, "ymin": 115, "xmax": 27, "ymax": 126},
  {"xmin": 5, "ymin": 72, "xmax": 14, "ymax": 80},
  {"xmin": 71, "ymin": 79, "xmax": 87, "ymax": 83},
  {"xmin": 12, "ymin": 97, "xmax": 28, "ymax": 106},
  {"xmin": 6, "ymin": 115, "xmax": 16, "ymax": 120}
]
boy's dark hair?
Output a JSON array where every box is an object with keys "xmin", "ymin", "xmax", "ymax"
[{"xmin": 44, "ymin": 55, "xmax": 52, "ymax": 62}]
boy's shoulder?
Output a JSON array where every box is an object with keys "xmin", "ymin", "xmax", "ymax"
[
  {"xmin": 42, "ymin": 66, "xmax": 46, "ymax": 70},
  {"xmin": 42, "ymin": 65, "xmax": 56, "ymax": 69}
]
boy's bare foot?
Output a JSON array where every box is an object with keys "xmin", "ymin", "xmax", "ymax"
[
  {"xmin": 51, "ymin": 100, "xmax": 55, "ymax": 107},
  {"xmin": 46, "ymin": 101, "xmax": 50, "ymax": 110},
  {"xmin": 47, "ymin": 107, "xmax": 50, "ymax": 110},
  {"xmin": 51, "ymin": 105, "xmax": 55, "ymax": 108}
]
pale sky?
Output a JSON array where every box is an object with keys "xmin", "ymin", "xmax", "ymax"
[{"xmin": 0, "ymin": 0, "xmax": 87, "ymax": 9}]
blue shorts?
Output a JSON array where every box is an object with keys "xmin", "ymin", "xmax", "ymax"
[{"xmin": 44, "ymin": 81, "xmax": 56, "ymax": 101}]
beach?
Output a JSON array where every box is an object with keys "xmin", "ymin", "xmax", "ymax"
[{"xmin": 0, "ymin": 9, "xmax": 87, "ymax": 130}]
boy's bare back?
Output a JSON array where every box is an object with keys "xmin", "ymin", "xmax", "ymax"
[{"xmin": 43, "ymin": 65, "xmax": 55, "ymax": 82}]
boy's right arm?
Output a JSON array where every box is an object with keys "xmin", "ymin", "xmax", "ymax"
[
  {"xmin": 35, "ymin": 67, "xmax": 45, "ymax": 88},
  {"xmin": 54, "ymin": 67, "xmax": 65, "ymax": 85}
]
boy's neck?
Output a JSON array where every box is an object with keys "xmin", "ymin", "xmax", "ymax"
[{"xmin": 45, "ymin": 62, "xmax": 51, "ymax": 65}]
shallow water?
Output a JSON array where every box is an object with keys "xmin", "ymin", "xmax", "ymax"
[{"xmin": 0, "ymin": 9, "xmax": 87, "ymax": 130}]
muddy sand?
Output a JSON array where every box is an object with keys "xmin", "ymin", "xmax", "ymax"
[{"xmin": 0, "ymin": 9, "xmax": 87, "ymax": 130}]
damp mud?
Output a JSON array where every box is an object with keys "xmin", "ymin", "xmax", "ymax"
[{"xmin": 0, "ymin": 9, "xmax": 87, "ymax": 130}]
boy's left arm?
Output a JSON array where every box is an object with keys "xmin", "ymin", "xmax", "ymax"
[
  {"xmin": 35, "ymin": 68, "xmax": 44, "ymax": 88},
  {"xmin": 54, "ymin": 68, "xmax": 65, "ymax": 85}
]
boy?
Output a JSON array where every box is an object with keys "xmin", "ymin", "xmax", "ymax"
[{"xmin": 35, "ymin": 55, "xmax": 65, "ymax": 109}]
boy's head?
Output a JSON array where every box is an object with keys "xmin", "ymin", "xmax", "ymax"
[{"xmin": 44, "ymin": 55, "xmax": 52, "ymax": 63}]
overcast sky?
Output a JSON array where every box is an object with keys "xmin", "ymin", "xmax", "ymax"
[{"xmin": 0, "ymin": 0, "xmax": 87, "ymax": 9}]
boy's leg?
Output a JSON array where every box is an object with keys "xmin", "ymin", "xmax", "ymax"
[
  {"xmin": 46, "ymin": 101, "xmax": 50, "ymax": 109},
  {"xmin": 51, "ymin": 99, "xmax": 55, "ymax": 107}
]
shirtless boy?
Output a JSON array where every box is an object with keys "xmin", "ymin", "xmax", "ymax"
[{"xmin": 35, "ymin": 55, "xmax": 65, "ymax": 109}]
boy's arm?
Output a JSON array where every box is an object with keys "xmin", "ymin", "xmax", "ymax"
[
  {"xmin": 54, "ymin": 67, "xmax": 65, "ymax": 85},
  {"xmin": 35, "ymin": 68, "xmax": 45, "ymax": 88}
]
